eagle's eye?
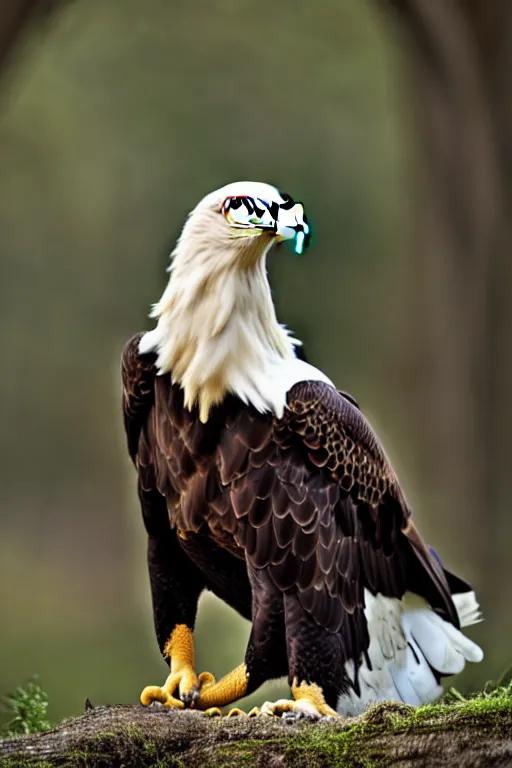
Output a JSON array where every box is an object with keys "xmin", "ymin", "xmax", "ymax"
[{"xmin": 222, "ymin": 196, "xmax": 277, "ymax": 232}]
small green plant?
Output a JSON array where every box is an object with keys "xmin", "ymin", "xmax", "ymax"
[{"xmin": 1, "ymin": 680, "xmax": 51, "ymax": 737}]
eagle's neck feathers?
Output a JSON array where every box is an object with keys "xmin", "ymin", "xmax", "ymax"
[{"xmin": 139, "ymin": 217, "xmax": 313, "ymax": 421}]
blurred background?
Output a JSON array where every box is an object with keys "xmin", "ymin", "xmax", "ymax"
[{"xmin": 0, "ymin": 0, "xmax": 511, "ymax": 723}]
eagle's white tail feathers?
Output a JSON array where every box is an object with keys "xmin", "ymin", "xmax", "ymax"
[
  {"xmin": 452, "ymin": 590, "xmax": 483, "ymax": 628},
  {"xmin": 337, "ymin": 590, "xmax": 483, "ymax": 716},
  {"xmin": 388, "ymin": 642, "xmax": 441, "ymax": 707}
]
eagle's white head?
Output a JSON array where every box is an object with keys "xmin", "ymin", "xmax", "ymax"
[{"xmin": 140, "ymin": 181, "xmax": 329, "ymax": 422}]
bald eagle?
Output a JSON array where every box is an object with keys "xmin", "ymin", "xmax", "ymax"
[{"xmin": 122, "ymin": 181, "xmax": 483, "ymax": 718}]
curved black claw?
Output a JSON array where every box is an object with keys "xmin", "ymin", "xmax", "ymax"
[{"xmin": 180, "ymin": 688, "xmax": 200, "ymax": 708}]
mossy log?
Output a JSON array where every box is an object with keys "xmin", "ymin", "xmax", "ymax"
[{"xmin": 1, "ymin": 697, "xmax": 511, "ymax": 768}]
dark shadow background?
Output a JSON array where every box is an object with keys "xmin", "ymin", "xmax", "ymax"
[{"xmin": 0, "ymin": 0, "xmax": 510, "ymax": 722}]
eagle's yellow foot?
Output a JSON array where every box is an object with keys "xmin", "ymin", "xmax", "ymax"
[
  {"xmin": 261, "ymin": 680, "xmax": 341, "ymax": 721},
  {"xmin": 197, "ymin": 663, "xmax": 249, "ymax": 711},
  {"xmin": 140, "ymin": 625, "xmax": 214, "ymax": 709},
  {"xmin": 140, "ymin": 672, "xmax": 193, "ymax": 709}
]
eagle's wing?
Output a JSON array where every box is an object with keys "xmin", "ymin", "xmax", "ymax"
[
  {"xmin": 122, "ymin": 332, "xmax": 157, "ymax": 465},
  {"xmin": 122, "ymin": 333, "xmax": 177, "ymax": 540},
  {"xmin": 122, "ymin": 332, "xmax": 175, "ymax": 539},
  {"xmin": 218, "ymin": 380, "xmax": 458, "ymax": 647}
]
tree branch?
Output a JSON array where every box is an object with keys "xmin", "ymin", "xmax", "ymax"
[{"xmin": 1, "ymin": 699, "xmax": 511, "ymax": 767}]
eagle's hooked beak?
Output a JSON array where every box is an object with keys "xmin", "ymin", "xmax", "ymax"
[{"xmin": 275, "ymin": 202, "xmax": 310, "ymax": 254}]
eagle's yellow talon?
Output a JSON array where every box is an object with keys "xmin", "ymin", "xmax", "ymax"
[
  {"xmin": 178, "ymin": 669, "xmax": 199, "ymax": 701},
  {"xmin": 226, "ymin": 707, "xmax": 246, "ymax": 717},
  {"xmin": 141, "ymin": 625, "xmax": 209, "ymax": 709},
  {"xmin": 140, "ymin": 681, "xmax": 185, "ymax": 709},
  {"xmin": 262, "ymin": 698, "xmax": 321, "ymax": 718},
  {"xmin": 248, "ymin": 707, "xmax": 261, "ymax": 717},
  {"xmin": 165, "ymin": 696, "xmax": 186, "ymax": 709},
  {"xmin": 197, "ymin": 671, "xmax": 217, "ymax": 689},
  {"xmin": 197, "ymin": 663, "xmax": 248, "ymax": 710},
  {"xmin": 261, "ymin": 699, "xmax": 288, "ymax": 717},
  {"xmin": 261, "ymin": 681, "xmax": 341, "ymax": 719},
  {"xmin": 204, "ymin": 707, "xmax": 223, "ymax": 717}
]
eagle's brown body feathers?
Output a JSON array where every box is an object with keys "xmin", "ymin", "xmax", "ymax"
[{"xmin": 122, "ymin": 332, "xmax": 458, "ymax": 706}]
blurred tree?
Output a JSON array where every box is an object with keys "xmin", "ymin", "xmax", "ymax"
[{"xmin": 379, "ymin": 0, "xmax": 512, "ymax": 674}]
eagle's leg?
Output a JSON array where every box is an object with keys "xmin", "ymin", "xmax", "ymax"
[
  {"xmin": 140, "ymin": 530, "xmax": 209, "ymax": 709},
  {"xmin": 196, "ymin": 663, "xmax": 249, "ymax": 711},
  {"xmin": 196, "ymin": 618, "xmax": 284, "ymax": 712},
  {"xmin": 260, "ymin": 593, "xmax": 343, "ymax": 720},
  {"xmin": 197, "ymin": 568, "xmax": 288, "ymax": 713},
  {"xmin": 141, "ymin": 624, "xmax": 202, "ymax": 708}
]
